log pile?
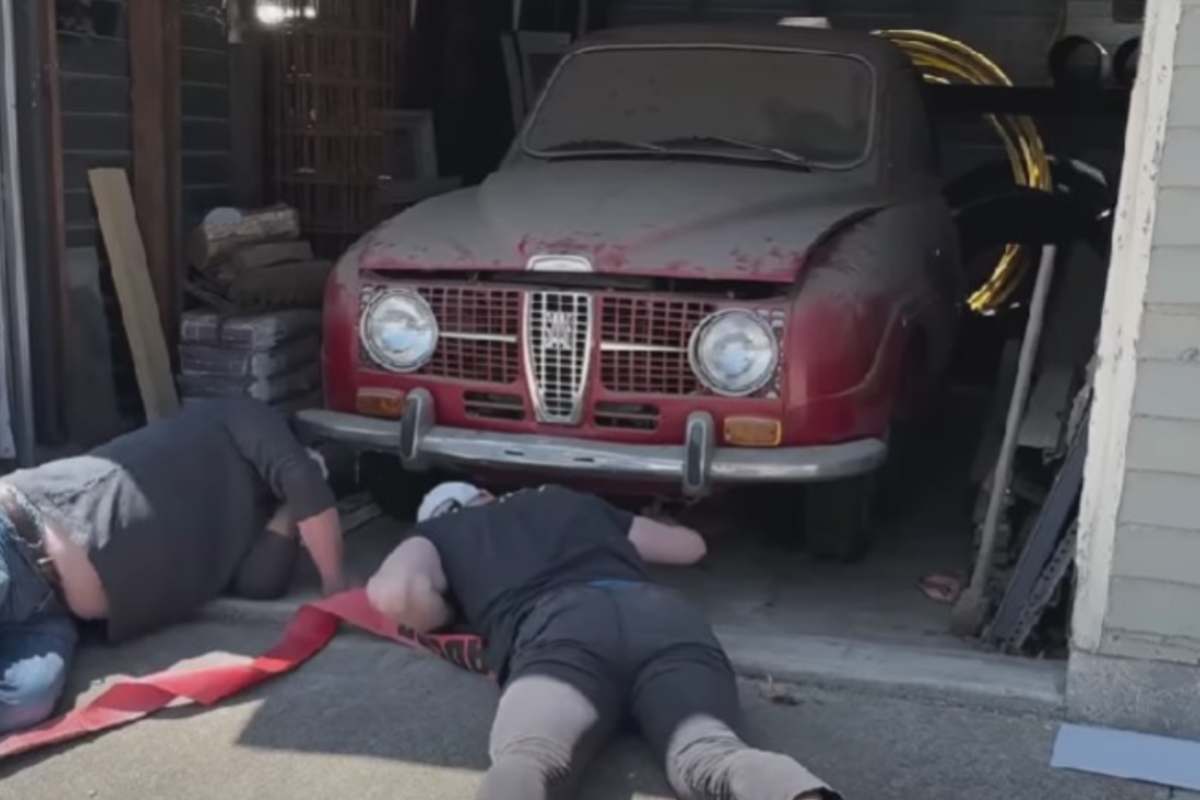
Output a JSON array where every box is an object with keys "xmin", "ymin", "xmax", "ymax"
[{"xmin": 186, "ymin": 205, "xmax": 332, "ymax": 312}]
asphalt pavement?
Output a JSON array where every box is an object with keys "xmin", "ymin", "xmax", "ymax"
[{"xmin": 0, "ymin": 617, "xmax": 1169, "ymax": 800}]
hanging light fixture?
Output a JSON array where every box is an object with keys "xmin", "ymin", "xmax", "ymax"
[{"xmin": 255, "ymin": 0, "xmax": 319, "ymax": 27}]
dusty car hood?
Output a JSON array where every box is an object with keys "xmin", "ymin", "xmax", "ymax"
[{"xmin": 359, "ymin": 160, "xmax": 884, "ymax": 282}]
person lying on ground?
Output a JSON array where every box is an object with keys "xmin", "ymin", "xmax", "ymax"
[
  {"xmin": 366, "ymin": 481, "xmax": 839, "ymax": 800},
  {"xmin": 0, "ymin": 397, "xmax": 346, "ymax": 735}
]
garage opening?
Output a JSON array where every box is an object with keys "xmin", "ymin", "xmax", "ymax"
[{"xmin": 8, "ymin": 0, "xmax": 1147, "ymax": 698}]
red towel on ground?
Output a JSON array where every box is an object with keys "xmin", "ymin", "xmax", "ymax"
[{"xmin": 0, "ymin": 590, "xmax": 488, "ymax": 760}]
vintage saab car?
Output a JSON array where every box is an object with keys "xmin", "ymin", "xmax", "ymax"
[{"xmin": 297, "ymin": 25, "xmax": 962, "ymax": 558}]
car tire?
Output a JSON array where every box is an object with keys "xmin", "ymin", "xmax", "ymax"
[{"xmin": 803, "ymin": 475, "xmax": 877, "ymax": 562}]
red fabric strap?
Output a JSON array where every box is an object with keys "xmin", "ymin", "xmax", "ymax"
[{"xmin": 0, "ymin": 590, "xmax": 487, "ymax": 760}]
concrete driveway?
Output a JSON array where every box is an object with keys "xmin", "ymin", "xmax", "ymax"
[{"xmin": 0, "ymin": 615, "xmax": 1166, "ymax": 800}]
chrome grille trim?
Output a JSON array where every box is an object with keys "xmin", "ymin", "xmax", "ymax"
[
  {"xmin": 524, "ymin": 291, "xmax": 594, "ymax": 425},
  {"xmin": 439, "ymin": 331, "xmax": 519, "ymax": 344},
  {"xmin": 598, "ymin": 342, "xmax": 687, "ymax": 354},
  {"xmin": 598, "ymin": 296, "xmax": 715, "ymax": 395},
  {"xmin": 409, "ymin": 285, "xmax": 522, "ymax": 384}
]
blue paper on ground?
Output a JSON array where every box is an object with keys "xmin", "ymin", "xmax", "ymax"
[{"xmin": 1052, "ymin": 723, "xmax": 1200, "ymax": 791}]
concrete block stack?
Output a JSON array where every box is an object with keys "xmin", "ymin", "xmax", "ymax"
[
  {"xmin": 178, "ymin": 203, "xmax": 334, "ymax": 413},
  {"xmin": 178, "ymin": 309, "xmax": 323, "ymax": 413}
]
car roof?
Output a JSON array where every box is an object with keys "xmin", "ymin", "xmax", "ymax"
[{"xmin": 572, "ymin": 23, "xmax": 912, "ymax": 69}]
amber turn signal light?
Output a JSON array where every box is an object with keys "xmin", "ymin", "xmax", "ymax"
[
  {"xmin": 723, "ymin": 416, "xmax": 782, "ymax": 447},
  {"xmin": 356, "ymin": 388, "xmax": 406, "ymax": 418}
]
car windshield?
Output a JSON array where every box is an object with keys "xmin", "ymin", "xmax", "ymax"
[{"xmin": 523, "ymin": 46, "xmax": 875, "ymax": 168}]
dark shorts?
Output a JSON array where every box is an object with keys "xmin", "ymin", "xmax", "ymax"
[{"xmin": 506, "ymin": 581, "xmax": 739, "ymax": 756}]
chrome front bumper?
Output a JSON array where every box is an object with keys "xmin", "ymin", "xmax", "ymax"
[{"xmin": 296, "ymin": 389, "xmax": 886, "ymax": 497}]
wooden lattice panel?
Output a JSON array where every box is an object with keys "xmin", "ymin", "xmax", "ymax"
[{"xmin": 266, "ymin": 0, "xmax": 407, "ymax": 256}]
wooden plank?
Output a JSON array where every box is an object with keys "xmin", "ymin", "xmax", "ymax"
[
  {"xmin": 88, "ymin": 169, "xmax": 180, "ymax": 421},
  {"xmin": 129, "ymin": 0, "xmax": 182, "ymax": 353}
]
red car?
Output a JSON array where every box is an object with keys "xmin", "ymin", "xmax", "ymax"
[{"xmin": 298, "ymin": 25, "xmax": 963, "ymax": 558}]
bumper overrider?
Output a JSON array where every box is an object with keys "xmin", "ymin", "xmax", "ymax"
[{"xmin": 295, "ymin": 389, "xmax": 886, "ymax": 497}]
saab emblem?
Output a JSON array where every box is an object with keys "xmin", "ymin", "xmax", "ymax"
[{"xmin": 543, "ymin": 311, "xmax": 576, "ymax": 351}]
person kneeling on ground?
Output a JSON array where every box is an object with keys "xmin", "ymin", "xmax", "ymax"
[
  {"xmin": 0, "ymin": 397, "xmax": 347, "ymax": 735},
  {"xmin": 366, "ymin": 482, "xmax": 839, "ymax": 800}
]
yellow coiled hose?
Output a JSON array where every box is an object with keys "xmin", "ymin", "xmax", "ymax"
[{"xmin": 874, "ymin": 29, "xmax": 1053, "ymax": 314}]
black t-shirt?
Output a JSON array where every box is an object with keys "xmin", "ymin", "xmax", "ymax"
[
  {"xmin": 5, "ymin": 397, "xmax": 335, "ymax": 642},
  {"xmin": 415, "ymin": 485, "xmax": 649, "ymax": 673}
]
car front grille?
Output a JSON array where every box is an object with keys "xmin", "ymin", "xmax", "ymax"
[
  {"xmin": 594, "ymin": 401, "xmax": 659, "ymax": 431},
  {"xmin": 416, "ymin": 286, "xmax": 521, "ymax": 384},
  {"xmin": 364, "ymin": 284, "xmax": 729, "ymax": 408},
  {"xmin": 464, "ymin": 391, "xmax": 525, "ymax": 421},
  {"xmin": 525, "ymin": 291, "xmax": 593, "ymax": 424},
  {"xmin": 599, "ymin": 296, "xmax": 715, "ymax": 395}
]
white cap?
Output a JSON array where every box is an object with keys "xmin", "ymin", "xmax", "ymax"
[{"xmin": 418, "ymin": 481, "xmax": 484, "ymax": 522}]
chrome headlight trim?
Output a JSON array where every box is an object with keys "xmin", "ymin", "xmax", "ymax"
[
  {"xmin": 359, "ymin": 288, "xmax": 439, "ymax": 373},
  {"xmin": 688, "ymin": 308, "xmax": 780, "ymax": 397}
]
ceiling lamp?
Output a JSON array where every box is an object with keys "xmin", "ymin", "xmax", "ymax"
[{"xmin": 255, "ymin": 0, "xmax": 318, "ymax": 27}]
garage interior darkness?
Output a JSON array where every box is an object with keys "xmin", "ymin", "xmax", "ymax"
[{"xmin": 5, "ymin": 0, "xmax": 1147, "ymax": 673}]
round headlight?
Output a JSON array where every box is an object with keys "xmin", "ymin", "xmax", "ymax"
[
  {"xmin": 360, "ymin": 289, "xmax": 439, "ymax": 373},
  {"xmin": 689, "ymin": 309, "xmax": 779, "ymax": 397}
]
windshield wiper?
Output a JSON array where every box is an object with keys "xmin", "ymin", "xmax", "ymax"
[
  {"xmin": 541, "ymin": 138, "xmax": 667, "ymax": 154},
  {"xmin": 650, "ymin": 135, "xmax": 813, "ymax": 169}
]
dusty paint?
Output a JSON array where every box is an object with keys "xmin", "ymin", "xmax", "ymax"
[
  {"xmin": 357, "ymin": 159, "xmax": 896, "ymax": 282},
  {"xmin": 316, "ymin": 26, "xmax": 960, "ymax": 486}
]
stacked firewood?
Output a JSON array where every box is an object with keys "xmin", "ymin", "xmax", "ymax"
[{"xmin": 186, "ymin": 205, "xmax": 332, "ymax": 311}]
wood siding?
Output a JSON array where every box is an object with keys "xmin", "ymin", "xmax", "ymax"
[{"xmin": 1105, "ymin": 1, "xmax": 1200, "ymax": 663}]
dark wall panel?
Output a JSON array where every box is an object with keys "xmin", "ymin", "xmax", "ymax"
[
  {"xmin": 598, "ymin": 0, "xmax": 1136, "ymax": 185},
  {"xmin": 602, "ymin": 0, "xmax": 1125, "ymax": 84},
  {"xmin": 59, "ymin": 0, "xmax": 234, "ymax": 245},
  {"xmin": 59, "ymin": 7, "xmax": 131, "ymax": 245},
  {"xmin": 180, "ymin": 2, "xmax": 233, "ymax": 226}
]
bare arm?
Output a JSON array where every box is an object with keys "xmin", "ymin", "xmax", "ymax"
[
  {"xmin": 366, "ymin": 536, "xmax": 454, "ymax": 633},
  {"xmin": 628, "ymin": 516, "xmax": 707, "ymax": 566},
  {"xmin": 296, "ymin": 507, "xmax": 347, "ymax": 595},
  {"xmin": 221, "ymin": 399, "xmax": 345, "ymax": 594}
]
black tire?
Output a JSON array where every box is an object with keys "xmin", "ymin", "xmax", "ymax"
[{"xmin": 803, "ymin": 475, "xmax": 876, "ymax": 562}]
